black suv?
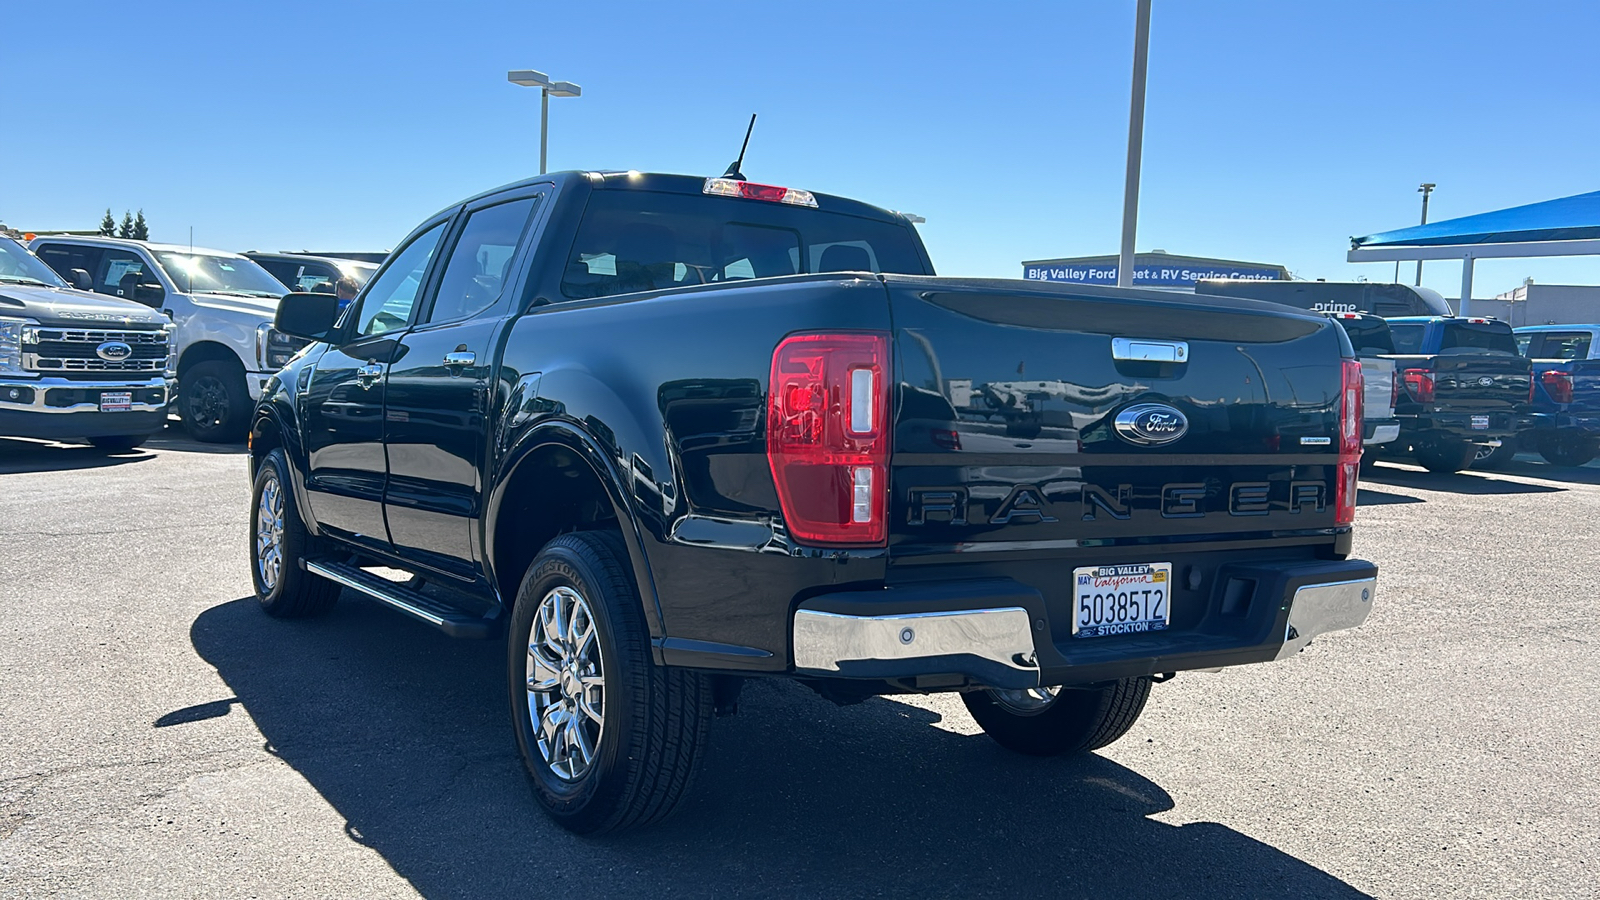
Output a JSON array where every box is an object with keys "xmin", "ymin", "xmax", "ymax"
[{"xmin": 243, "ymin": 252, "xmax": 378, "ymax": 295}]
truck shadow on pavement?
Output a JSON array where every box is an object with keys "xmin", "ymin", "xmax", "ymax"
[
  {"xmin": 0, "ymin": 437, "xmax": 156, "ymax": 475},
  {"xmin": 1361, "ymin": 463, "xmax": 1565, "ymax": 495},
  {"xmin": 189, "ymin": 596, "xmax": 1372, "ymax": 900}
]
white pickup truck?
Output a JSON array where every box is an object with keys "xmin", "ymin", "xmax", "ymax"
[{"xmin": 30, "ymin": 237, "xmax": 297, "ymax": 441}]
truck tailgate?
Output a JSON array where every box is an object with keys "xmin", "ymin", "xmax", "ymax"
[
  {"xmin": 884, "ymin": 278, "xmax": 1349, "ymax": 562},
  {"xmin": 1361, "ymin": 357, "xmax": 1396, "ymax": 419}
]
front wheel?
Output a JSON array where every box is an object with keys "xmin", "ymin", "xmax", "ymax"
[
  {"xmin": 962, "ymin": 677, "xmax": 1152, "ymax": 756},
  {"xmin": 509, "ymin": 531, "xmax": 712, "ymax": 834},
  {"xmin": 251, "ymin": 448, "xmax": 339, "ymax": 618},
  {"xmin": 181, "ymin": 360, "xmax": 250, "ymax": 443},
  {"xmin": 1414, "ymin": 441, "xmax": 1477, "ymax": 474}
]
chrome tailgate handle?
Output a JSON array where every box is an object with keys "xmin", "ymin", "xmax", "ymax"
[{"xmin": 1112, "ymin": 337, "xmax": 1188, "ymax": 362}]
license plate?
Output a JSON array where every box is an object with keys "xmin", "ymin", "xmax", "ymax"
[
  {"xmin": 1471, "ymin": 415, "xmax": 1490, "ymax": 430},
  {"xmin": 1072, "ymin": 563, "xmax": 1172, "ymax": 638},
  {"xmin": 99, "ymin": 392, "xmax": 132, "ymax": 412}
]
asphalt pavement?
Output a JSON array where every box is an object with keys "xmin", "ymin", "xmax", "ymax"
[{"xmin": 1, "ymin": 430, "xmax": 1596, "ymax": 899}]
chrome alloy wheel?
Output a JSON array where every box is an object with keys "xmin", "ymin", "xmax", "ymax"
[
  {"xmin": 990, "ymin": 685, "xmax": 1061, "ymax": 714},
  {"xmin": 526, "ymin": 585, "xmax": 606, "ymax": 781},
  {"xmin": 255, "ymin": 471, "xmax": 285, "ymax": 592}
]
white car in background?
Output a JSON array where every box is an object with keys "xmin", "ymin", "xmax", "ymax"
[{"xmin": 29, "ymin": 236, "xmax": 298, "ymax": 442}]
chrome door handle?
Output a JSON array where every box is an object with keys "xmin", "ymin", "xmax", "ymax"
[
  {"xmin": 443, "ymin": 351, "xmax": 475, "ymax": 368},
  {"xmin": 356, "ymin": 362, "xmax": 383, "ymax": 390}
]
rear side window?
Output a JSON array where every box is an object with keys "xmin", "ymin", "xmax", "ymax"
[
  {"xmin": 1440, "ymin": 321, "xmax": 1517, "ymax": 353},
  {"xmin": 1526, "ymin": 331, "xmax": 1592, "ymax": 360},
  {"xmin": 1388, "ymin": 324, "xmax": 1426, "ymax": 354},
  {"xmin": 560, "ymin": 190, "xmax": 928, "ymax": 300},
  {"xmin": 34, "ymin": 243, "xmax": 106, "ymax": 285}
]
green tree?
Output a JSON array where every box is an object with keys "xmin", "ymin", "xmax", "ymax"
[
  {"xmin": 98, "ymin": 209, "xmax": 116, "ymax": 236},
  {"xmin": 117, "ymin": 211, "xmax": 133, "ymax": 239},
  {"xmin": 131, "ymin": 210, "xmax": 149, "ymax": 241}
]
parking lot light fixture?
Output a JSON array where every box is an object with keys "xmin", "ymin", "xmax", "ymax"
[{"xmin": 508, "ymin": 69, "xmax": 583, "ymax": 175}]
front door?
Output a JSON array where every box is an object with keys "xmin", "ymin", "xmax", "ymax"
[
  {"xmin": 301, "ymin": 219, "xmax": 450, "ymax": 549},
  {"xmin": 383, "ymin": 192, "xmax": 546, "ymax": 578}
]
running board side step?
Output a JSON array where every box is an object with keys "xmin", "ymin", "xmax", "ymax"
[{"xmin": 304, "ymin": 560, "xmax": 498, "ymax": 639}]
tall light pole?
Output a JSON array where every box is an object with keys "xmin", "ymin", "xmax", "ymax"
[
  {"xmin": 1415, "ymin": 182, "xmax": 1436, "ymax": 285},
  {"xmin": 508, "ymin": 70, "xmax": 582, "ymax": 175},
  {"xmin": 1117, "ymin": 0, "xmax": 1153, "ymax": 288}
]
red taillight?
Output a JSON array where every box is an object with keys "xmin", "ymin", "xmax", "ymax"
[
  {"xmin": 1390, "ymin": 373, "xmax": 1401, "ymax": 408},
  {"xmin": 767, "ymin": 332, "xmax": 890, "ymax": 545},
  {"xmin": 1336, "ymin": 359, "xmax": 1362, "ymax": 526},
  {"xmin": 1542, "ymin": 369, "xmax": 1573, "ymax": 404},
  {"xmin": 1401, "ymin": 368, "xmax": 1435, "ymax": 404}
]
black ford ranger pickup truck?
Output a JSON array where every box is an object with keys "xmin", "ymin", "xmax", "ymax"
[{"xmin": 248, "ymin": 171, "xmax": 1378, "ymax": 833}]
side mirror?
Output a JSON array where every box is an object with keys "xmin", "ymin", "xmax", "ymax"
[
  {"xmin": 68, "ymin": 268, "xmax": 93, "ymax": 291},
  {"xmin": 133, "ymin": 282, "xmax": 166, "ymax": 306},
  {"xmin": 275, "ymin": 291, "xmax": 341, "ymax": 342}
]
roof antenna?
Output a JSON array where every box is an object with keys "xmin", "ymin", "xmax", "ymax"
[{"xmin": 722, "ymin": 114, "xmax": 757, "ymax": 181}]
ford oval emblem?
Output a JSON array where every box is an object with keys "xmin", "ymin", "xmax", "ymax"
[
  {"xmin": 1477, "ymin": 376, "xmax": 1495, "ymax": 387},
  {"xmin": 96, "ymin": 341, "xmax": 133, "ymax": 362},
  {"xmin": 1114, "ymin": 403, "xmax": 1189, "ymax": 446}
]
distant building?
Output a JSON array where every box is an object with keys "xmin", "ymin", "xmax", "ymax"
[
  {"xmin": 1448, "ymin": 283, "xmax": 1600, "ymax": 326},
  {"xmin": 1021, "ymin": 251, "xmax": 1287, "ymax": 289}
]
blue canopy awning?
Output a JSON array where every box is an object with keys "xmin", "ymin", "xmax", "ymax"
[{"xmin": 1352, "ymin": 190, "xmax": 1600, "ymax": 249}]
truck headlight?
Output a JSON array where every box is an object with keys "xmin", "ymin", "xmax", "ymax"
[
  {"xmin": 0, "ymin": 317, "xmax": 34, "ymax": 376},
  {"xmin": 256, "ymin": 324, "xmax": 306, "ymax": 371}
]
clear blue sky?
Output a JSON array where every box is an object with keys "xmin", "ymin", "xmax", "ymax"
[{"xmin": 5, "ymin": 0, "xmax": 1598, "ymax": 299}]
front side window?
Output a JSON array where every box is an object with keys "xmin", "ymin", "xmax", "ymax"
[
  {"xmin": 96, "ymin": 250, "xmax": 155, "ymax": 299},
  {"xmin": 157, "ymin": 253, "xmax": 287, "ymax": 299},
  {"xmin": 33, "ymin": 243, "xmax": 105, "ymax": 287},
  {"xmin": 354, "ymin": 221, "xmax": 448, "ymax": 337},
  {"xmin": 426, "ymin": 196, "xmax": 540, "ymax": 324}
]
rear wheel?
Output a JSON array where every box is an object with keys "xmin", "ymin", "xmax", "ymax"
[
  {"xmin": 962, "ymin": 677, "xmax": 1152, "ymax": 756},
  {"xmin": 87, "ymin": 434, "xmax": 149, "ymax": 452},
  {"xmin": 1537, "ymin": 434, "xmax": 1597, "ymax": 467},
  {"xmin": 509, "ymin": 531, "xmax": 712, "ymax": 834},
  {"xmin": 182, "ymin": 360, "xmax": 250, "ymax": 443},
  {"xmin": 1472, "ymin": 437, "xmax": 1518, "ymax": 470},
  {"xmin": 1414, "ymin": 441, "xmax": 1477, "ymax": 474},
  {"xmin": 250, "ymin": 448, "xmax": 339, "ymax": 618}
]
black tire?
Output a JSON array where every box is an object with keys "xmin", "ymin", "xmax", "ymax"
[
  {"xmin": 508, "ymin": 530, "xmax": 711, "ymax": 834},
  {"xmin": 181, "ymin": 360, "xmax": 250, "ymax": 443},
  {"xmin": 87, "ymin": 434, "xmax": 149, "ymax": 452},
  {"xmin": 1537, "ymin": 435, "xmax": 1597, "ymax": 467},
  {"xmin": 962, "ymin": 677, "xmax": 1152, "ymax": 756},
  {"xmin": 1414, "ymin": 441, "xmax": 1477, "ymax": 474},
  {"xmin": 250, "ymin": 448, "xmax": 339, "ymax": 618},
  {"xmin": 1472, "ymin": 438, "xmax": 1518, "ymax": 470}
]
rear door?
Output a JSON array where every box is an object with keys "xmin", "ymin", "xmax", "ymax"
[
  {"xmin": 301, "ymin": 218, "xmax": 452, "ymax": 549},
  {"xmin": 381, "ymin": 190, "xmax": 546, "ymax": 578}
]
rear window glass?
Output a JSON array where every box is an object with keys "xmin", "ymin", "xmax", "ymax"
[
  {"xmin": 1388, "ymin": 324, "xmax": 1426, "ymax": 354},
  {"xmin": 560, "ymin": 190, "xmax": 928, "ymax": 300},
  {"xmin": 1334, "ymin": 317, "xmax": 1394, "ymax": 355},
  {"xmin": 1440, "ymin": 321, "xmax": 1517, "ymax": 354}
]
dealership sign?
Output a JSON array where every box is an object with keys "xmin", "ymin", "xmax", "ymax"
[{"xmin": 1022, "ymin": 255, "xmax": 1286, "ymax": 288}]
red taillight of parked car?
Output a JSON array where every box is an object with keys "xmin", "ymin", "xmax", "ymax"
[
  {"xmin": 767, "ymin": 332, "xmax": 890, "ymax": 545},
  {"xmin": 1401, "ymin": 368, "xmax": 1435, "ymax": 404},
  {"xmin": 1336, "ymin": 359, "xmax": 1363, "ymax": 527},
  {"xmin": 1541, "ymin": 370, "xmax": 1574, "ymax": 404}
]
